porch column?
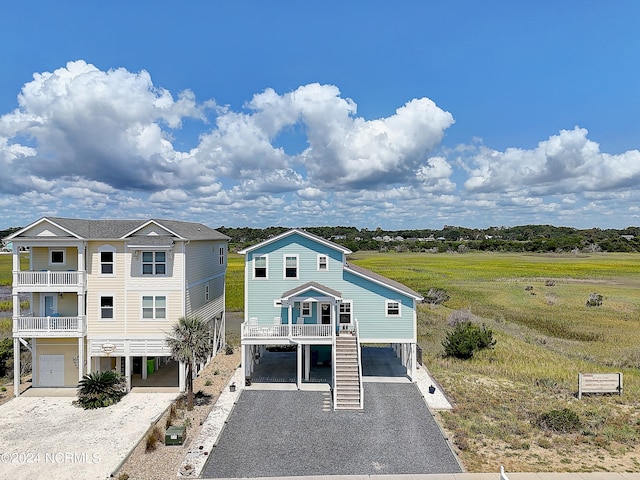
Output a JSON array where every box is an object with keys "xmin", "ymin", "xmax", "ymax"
[
  {"xmin": 241, "ymin": 344, "xmax": 247, "ymax": 381},
  {"xmin": 178, "ymin": 360, "xmax": 186, "ymax": 392},
  {"xmin": 296, "ymin": 344, "xmax": 302, "ymax": 390},
  {"xmin": 142, "ymin": 356, "xmax": 147, "ymax": 380},
  {"xmin": 407, "ymin": 343, "xmax": 417, "ymax": 381},
  {"xmin": 87, "ymin": 353, "xmax": 92, "ymax": 374},
  {"xmin": 304, "ymin": 344, "xmax": 311, "ymax": 381},
  {"xmin": 125, "ymin": 355, "xmax": 132, "ymax": 392},
  {"xmin": 13, "ymin": 338, "xmax": 20, "ymax": 397},
  {"xmin": 78, "ymin": 337, "xmax": 84, "ymax": 382}
]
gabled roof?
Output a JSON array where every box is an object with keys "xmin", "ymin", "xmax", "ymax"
[
  {"xmin": 237, "ymin": 229, "xmax": 351, "ymax": 255},
  {"xmin": 345, "ymin": 262, "xmax": 423, "ymax": 301},
  {"xmin": 5, "ymin": 217, "xmax": 229, "ymax": 242},
  {"xmin": 281, "ymin": 281, "xmax": 343, "ymax": 301}
]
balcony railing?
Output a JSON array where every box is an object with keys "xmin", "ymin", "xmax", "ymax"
[
  {"xmin": 242, "ymin": 322, "xmax": 333, "ymax": 339},
  {"xmin": 14, "ymin": 270, "xmax": 85, "ymax": 289},
  {"xmin": 13, "ymin": 316, "xmax": 86, "ymax": 336}
]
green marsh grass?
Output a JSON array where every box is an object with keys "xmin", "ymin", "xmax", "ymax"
[
  {"xmin": 350, "ymin": 251, "xmax": 640, "ymax": 472},
  {"xmin": 225, "ymin": 254, "xmax": 244, "ymax": 311}
]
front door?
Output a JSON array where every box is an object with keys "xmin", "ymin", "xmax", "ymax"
[
  {"xmin": 42, "ymin": 295, "xmax": 56, "ymax": 316},
  {"xmin": 39, "ymin": 354, "xmax": 65, "ymax": 386},
  {"xmin": 339, "ymin": 301, "xmax": 352, "ymax": 331},
  {"xmin": 320, "ymin": 303, "xmax": 331, "ymax": 324}
]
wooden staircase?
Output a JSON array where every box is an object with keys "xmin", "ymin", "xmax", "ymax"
[{"xmin": 334, "ymin": 333, "xmax": 362, "ymax": 410}]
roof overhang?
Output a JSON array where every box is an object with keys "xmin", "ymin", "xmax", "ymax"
[
  {"xmin": 238, "ymin": 229, "xmax": 351, "ymax": 255},
  {"xmin": 280, "ymin": 281, "xmax": 343, "ymax": 303}
]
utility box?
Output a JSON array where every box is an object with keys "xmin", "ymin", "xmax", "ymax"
[{"xmin": 165, "ymin": 426, "xmax": 186, "ymax": 446}]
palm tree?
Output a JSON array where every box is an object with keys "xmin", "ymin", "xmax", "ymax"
[{"xmin": 166, "ymin": 316, "xmax": 212, "ymax": 410}]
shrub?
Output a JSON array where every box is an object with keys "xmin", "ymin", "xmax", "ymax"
[
  {"xmin": 74, "ymin": 371, "xmax": 126, "ymax": 409},
  {"xmin": 145, "ymin": 426, "xmax": 163, "ymax": 452},
  {"xmin": 442, "ymin": 321, "xmax": 496, "ymax": 359},
  {"xmin": 225, "ymin": 344, "xmax": 234, "ymax": 355},
  {"xmin": 423, "ymin": 287, "xmax": 450, "ymax": 305},
  {"xmin": 586, "ymin": 293, "xmax": 603, "ymax": 307},
  {"xmin": 533, "ymin": 408, "xmax": 582, "ymax": 433}
]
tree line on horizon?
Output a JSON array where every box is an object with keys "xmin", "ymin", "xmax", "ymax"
[
  {"xmin": 3, "ymin": 224, "xmax": 639, "ymax": 254},
  {"xmin": 217, "ymin": 224, "xmax": 640, "ymax": 254}
]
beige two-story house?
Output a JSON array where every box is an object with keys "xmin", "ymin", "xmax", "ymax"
[{"xmin": 6, "ymin": 217, "xmax": 229, "ymax": 395}]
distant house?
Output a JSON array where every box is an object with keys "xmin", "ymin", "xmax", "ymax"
[
  {"xmin": 5, "ymin": 217, "xmax": 228, "ymax": 395},
  {"xmin": 621, "ymin": 235, "xmax": 635, "ymax": 241},
  {"xmin": 238, "ymin": 229, "xmax": 422, "ymax": 410}
]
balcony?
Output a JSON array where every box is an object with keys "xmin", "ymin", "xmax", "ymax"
[
  {"xmin": 242, "ymin": 322, "xmax": 333, "ymax": 341},
  {"xmin": 13, "ymin": 315, "xmax": 86, "ymax": 337},
  {"xmin": 13, "ymin": 270, "xmax": 86, "ymax": 292}
]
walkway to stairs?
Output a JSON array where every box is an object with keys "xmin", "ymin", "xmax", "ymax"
[{"xmin": 334, "ymin": 333, "xmax": 362, "ymax": 409}]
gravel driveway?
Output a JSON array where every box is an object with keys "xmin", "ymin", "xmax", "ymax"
[{"xmin": 202, "ymin": 382, "xmax": 461, "ymax": 478}]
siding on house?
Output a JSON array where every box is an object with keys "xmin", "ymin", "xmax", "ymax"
[{"xmin": 243, "ymin": 230, "xmax": 419, "ymax": 343}]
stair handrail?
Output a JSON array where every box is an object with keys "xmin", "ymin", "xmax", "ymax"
[
  {"xmin": 354, "ymin": 317, "xmax": 364, "ymax": 409},
  {"xmin": 332, "ymin": 312, "xmax": 337, "ymax": 410}
]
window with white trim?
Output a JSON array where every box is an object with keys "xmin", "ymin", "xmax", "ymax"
[
  {"xmin": 253, "ymin": 255, "xmax": 267, "ymax": 279},
  {"xmin": 205, "ymin": 284, "xmax": 210, "ymax": 302},
  {"xmin": 317, "ymin": 254, "xmax": 328, "ymax": 271},
  {"xmin": 101, "ymin": 251, "xmax": 114, "ymax": 274},
  {"xmin": 301, "ymin": 302, "xmax": 311, "ymax": 317},
  {"xmin": 219, "ymin": 246, "xmax": 225, "ymax": 265},
  {"xmin": 49, "ymin": 248, "xmax": 65, "ymax": 265},
  {"xmin": 100, "ymin": 296, "xmax": 114, "ymax": 319},
  {"xmin": 386, "ymin": 300, "xmax": 401, "ymax": 317},
  {"xmin": 339, "ymin": 301, "xmax": 352, "ymax": 324},
  {"xmin": 142, "ymin": 295, "xmax": 166, "ymax": 319},
  {"xmin": 284, "ymin": 255, "xmax": 298, "ymax": 279},
  {"xmin": 142, "ymin": 251, "xmax": 166, "ymax": 275}
]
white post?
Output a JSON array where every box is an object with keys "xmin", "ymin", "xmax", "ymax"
[
  {"xmin": 78, "ymin": 337, "xmax": 84, "ymax": 382},
  {"xmin": 13, "ymin": 338, "xmax": 20, "ymax": 397},
  {"xmin": 125, "ymin": 355, "xmax": 132, "ymax": 392},
  {"xmin": 304, "ymin": 344, "xmax": 311, "ymax": 381},
  {"xmin": 296, "ymin": 343, "xmax": 302, "ymax": 389},
  {"xmin": 241, "ymin": 344, "xmax": 246, "ymax": 381},
  {"xmin": 407, "ymin": 343, "xmax": 417, "ymax": 381},
  {"xmin": 142, "ymin": 356, "xmax": 147, "ymax": 380},
  {"xmin": 179, "ymin": 360, "xmax": 186, "ymax": 392}
]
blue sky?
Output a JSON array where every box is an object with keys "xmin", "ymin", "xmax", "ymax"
[{"xmin": 1, "ymin": 1, "xmax": 639, "ymax": 230}]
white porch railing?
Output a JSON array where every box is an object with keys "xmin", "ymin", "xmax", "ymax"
[
  {"xmin": 242, "ymin": 322, "xmax": 332, "ymax": 339},
  {"xmin": 14, "ymin": 270, "xmax": 85, "ymax": 288},
  {"xmin": 354, "ymin": 318, "xmax": 364, "ymax": 410},
  {"xmin": 14, "ymin": 316, "xmax": 86, "ymax": 336}
]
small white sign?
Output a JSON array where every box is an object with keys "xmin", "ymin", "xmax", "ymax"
[{"xmin": 578, "ymin": 373, "xmax": 622, "ymax": 399}]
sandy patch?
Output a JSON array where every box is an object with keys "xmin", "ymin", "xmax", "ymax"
[{"xmin": 0, "ymin": 392, "xmax": 176, "ymax": 480}]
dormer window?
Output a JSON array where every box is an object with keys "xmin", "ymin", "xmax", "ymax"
[{"xmin": 142, "ymin": 251, "xmax": 166, "ymax": 275}]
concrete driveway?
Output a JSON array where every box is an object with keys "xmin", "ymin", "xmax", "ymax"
[{"xmin": 0, "ymin": 390, "xmax": 176, "ymax": 480}]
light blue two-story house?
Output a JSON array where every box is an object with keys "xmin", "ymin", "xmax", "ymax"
[{"xmin": 238, "ymin": 229, "xmax": 422, "ymax": 409}]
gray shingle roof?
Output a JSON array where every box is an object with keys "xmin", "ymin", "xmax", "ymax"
[
  {"xmin": 281, "ymin": 281, "xmax": 343, "ymax": 300},
  {"xmin": 17, "ymin": 217, "xmax": 229, "ymax": 241},
  {"xmin": 345, "ymin": 262, "xmax": 423, "ymax": 300}
]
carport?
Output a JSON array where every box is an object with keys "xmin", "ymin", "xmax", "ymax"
[{"xmin": 248, "ymin": 344, "xmax": 410, "ymax": 386}]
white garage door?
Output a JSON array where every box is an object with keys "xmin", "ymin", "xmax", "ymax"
[{"xmin": 39, "ymin": 355, "xmax": 65, "ymax": 387}]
